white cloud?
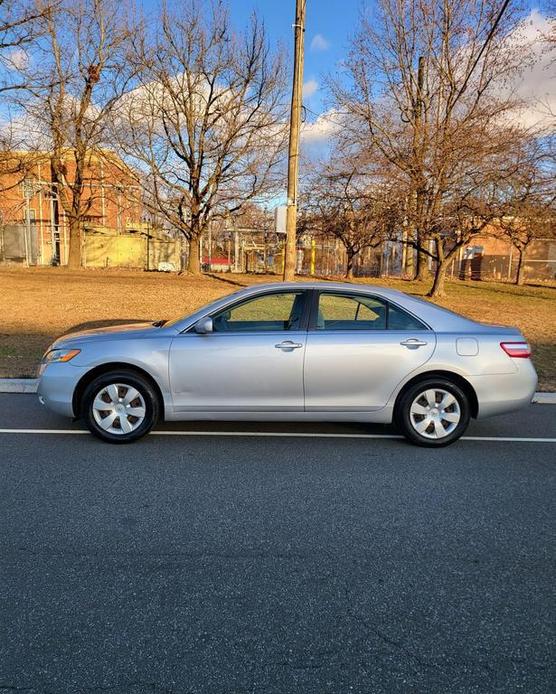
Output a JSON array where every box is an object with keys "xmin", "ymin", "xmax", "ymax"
[
  {"xmin": 504, "ymin": 10, "xmax": 556, "ymax": 131},
  {"xmin": 301, "ymin": 109, "xmax": 341, "ymax": 144},
  {"xmin": 302, "ymin": 79, "xmax": 319, "ymax": 98},
  {"xmin": 0, "ymin": 109, "xmax": 50, "ymax": 150},
  {"xmin": 310, "ymin": 34, "xmax": 330, "ymax": 52},
  {"xmin": 7, "ymin": 49, "xmax": 29, "ymax": 70}
]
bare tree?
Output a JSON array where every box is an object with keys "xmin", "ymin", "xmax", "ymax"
[
  {"xmin": 116, "ymin": 0, "xmax": 287, "ymax": 274},
  {"xmin": 500, "ymin": 206, "xmax": 555, "ymax": 285},
  {"xmin": 0, "ymin": 0, "xmax": 52, "ymax": 182},
  {"xmin": 0, "ymin": 0, "xmax": 47, "ymax": 95},
  {"xmin": 306, "ymin": 158, "xmax": 398, "ymax": 278},
  {"xmin": 19, "ymin": 0, "xmax": 136, "ymax": 269},
  {"xmin": 497, "ymin": 142, "xmax": 556, "ymax": 285},
  {"xmin": 333, "ymin": 0, "xmax": 532, "ymax": 296},
  {"xmin": 542, "ymin": 0, "xmax": 555, "ymax": 54},
  {"xmin": 423, "ymin": 128, "xmax": 533, "ymax": 295}
]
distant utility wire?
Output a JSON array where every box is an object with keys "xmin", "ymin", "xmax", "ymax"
[
  {"xmin": 445, "ymin": 0, "xmax": 511, "ymax": 106},
  {"xmin": 303, "ymin": 105, "xmax": 358, "ymax": 135},
  {"xmin": 303, "ymin": 0, "xmax": 512, "ymax": 133}
]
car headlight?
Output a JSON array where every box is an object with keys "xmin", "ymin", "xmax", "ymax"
[{"xmin": 42, "ymin": 348, "xmax": 81, "ymax": 363}]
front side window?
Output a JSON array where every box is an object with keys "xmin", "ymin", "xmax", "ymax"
[
  {"xmin": 212, "ymin": 292, "xmax": 305, "ymax": 332},
  {"xmin": 316, "ymin": 293, "xmax": 426, "ymax": 331}
]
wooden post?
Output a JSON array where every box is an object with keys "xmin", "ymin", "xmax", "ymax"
[{"xmin": 283, "ymin": 0, "xmax": 306, "ymax": 281}]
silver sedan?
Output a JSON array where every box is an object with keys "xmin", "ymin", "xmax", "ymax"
[{"xmin": 37, "ymin": 282, "xmax": 537, "ymax": 446}]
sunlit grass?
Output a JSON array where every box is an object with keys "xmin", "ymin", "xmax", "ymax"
[{"xmin": 1, "ymin": 267, "xmax": 554, "ymax": 389}]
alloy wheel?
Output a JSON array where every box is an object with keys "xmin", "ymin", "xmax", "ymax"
[
  {"xmin": 409, "ymin": 388, "xmax": 461, "ymax": 440},
  {"xmin": 91, "ymin": 383, "xmax": 146, "ymax": 435}
]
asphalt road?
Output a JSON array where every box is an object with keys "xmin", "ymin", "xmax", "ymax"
[{"xmin": 0, "ymin": 395, "xmax": 555, "ymax": 694}]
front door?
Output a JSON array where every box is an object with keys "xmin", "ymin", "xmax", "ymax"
[
  {"xmin": 304, "ymin": 291, "xmax": 436, "ymax": 411},
  {"xmin": 169, "ymin": 290, "xmax": 309, "ymax": 412}
]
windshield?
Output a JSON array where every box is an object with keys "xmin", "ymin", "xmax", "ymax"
[{"xmin": 163, "ymin": 288, "xmax": 248, "ymax": 329}]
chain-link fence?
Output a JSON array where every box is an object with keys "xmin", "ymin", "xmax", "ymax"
[{"xmin": 2, "ymin": 222, "xmax": 555, "ymax": 284}]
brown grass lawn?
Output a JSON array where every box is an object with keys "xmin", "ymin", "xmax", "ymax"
[{"xmin": 1, "ymin": 266, "xmax": 554, "ymax": 390}]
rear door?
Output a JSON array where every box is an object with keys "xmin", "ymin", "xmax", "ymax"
[
  {"xmin": 304, "ymin": 291, "xmax": 436, "ymax": 411},
  {"xmin": 169, "ymin": 289, "xmax": 309, "ymax": 413}
]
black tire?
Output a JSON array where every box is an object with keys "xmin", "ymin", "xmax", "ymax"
[
  {"xmin": 82, "ymin": 370, "xmax": 159, "ymax": 444},
  {"xmin": 396, "ymin": 378, "xmax": 470, "ymax": 447}
]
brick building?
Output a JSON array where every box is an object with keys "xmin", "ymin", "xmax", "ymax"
[{"xmin": 0, "ymin": 150, "xmax": 146, "ymax": 265}]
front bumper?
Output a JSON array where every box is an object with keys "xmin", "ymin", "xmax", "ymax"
[{"xmin": 37, "ymin": 362, "xmax": 90, "ymax": 418}]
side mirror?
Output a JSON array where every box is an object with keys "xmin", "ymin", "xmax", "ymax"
[{"xmin": 194, "ymin": 317, "xmax": 213, "ymax": 334}]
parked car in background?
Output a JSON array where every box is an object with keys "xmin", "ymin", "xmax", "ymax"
[{"xmin": 37, "ymin": 282, "xmax": 537, "ymax": 446}]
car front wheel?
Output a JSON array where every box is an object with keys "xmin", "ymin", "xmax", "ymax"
[
  {"xmin": 397, "ymin": 379, "xmax": 470, "ymax": 447},
  {"xmin": 82, "ymin": 371, "xmax": 159, "ymax": 443}
]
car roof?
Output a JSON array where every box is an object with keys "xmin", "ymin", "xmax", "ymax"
[
  {"xmin": 249, "ymin": 280, "xmax": 401, "ymax": 294},
  {"xmin": 167, "ymin": 280, "xmax": 481, "ymax": 333}
]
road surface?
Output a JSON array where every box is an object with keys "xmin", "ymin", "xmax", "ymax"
[{"xmin": 0, "ymin": 394, "xmax": 554, "ymax": 694}]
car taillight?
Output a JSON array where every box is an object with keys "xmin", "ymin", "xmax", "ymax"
[{"xmin": 500, "ymin": 341, "xmax": 531, "ymax": 358}]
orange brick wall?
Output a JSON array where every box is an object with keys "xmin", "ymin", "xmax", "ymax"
[
  {"xmin": 0, "ymin": 151, "xmax": 145, "ymax": 264},
  {"xmin": 1, "ymin": 154, "xmax": 142, "ymax": 226}
]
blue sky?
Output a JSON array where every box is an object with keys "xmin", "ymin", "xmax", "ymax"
[
  {"xmin": 140, "ymin": 1, "xmax": 552, "ymax": 128},
  {"xmin": 226, "ymin": 0, "xmax": 362, "ymax": 114},
  {"xmin": 4, "ymin": 0, "xmax": 551, "ymax": 147},
  {"xmin": 227, "ymin": 1, "xmax": 548, "ymax": 113},
  {"xmin": 139, "ymin": 0, "xmax": 364, "ymax": 115},
  {"xmin": 223, "ymin": 1, "xmax": 554, "ymax": 151}
]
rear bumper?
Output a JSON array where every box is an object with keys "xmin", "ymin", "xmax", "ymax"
[
  {"xmin": 37, "ymin": 362, "xmax": 89, "ymax": 418},
  {"xmin": 469, "ymin": 360, "xmax": 538, "ymax": 419}
]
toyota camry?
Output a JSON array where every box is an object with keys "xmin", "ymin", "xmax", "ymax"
[{"xmin": 37, "ymin": 282, "xmax": 537, "ymax": 446}]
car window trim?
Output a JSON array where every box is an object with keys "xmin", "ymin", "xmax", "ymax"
[
  {"xmin": 182, "ymin": 288, "xmax": 312, "ymax": 335},
  {"xmin": 307, "ymin": 289, "xmax": 431, "ymax": 332}
]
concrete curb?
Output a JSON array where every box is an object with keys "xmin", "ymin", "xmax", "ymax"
[
  {"xmin": 0, "ymin": 378, "xmax": 39, "ymax": 393},
  {"xmin": 0, "ymin": 378, "xmax": 555, "ymax": 403},
  {"xmin": 533, "ymin": 392, "xmax": 556, "ymax": 404}
]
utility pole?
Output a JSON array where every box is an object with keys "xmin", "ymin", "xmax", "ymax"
[{"xmin": 283, "ymin": 0, "xmax": 306, "ymax": 281}]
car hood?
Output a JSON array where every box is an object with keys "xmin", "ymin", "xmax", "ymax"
[{"xmin": 51, "ymin": 322, "xmax": 169, "ymax": 348}]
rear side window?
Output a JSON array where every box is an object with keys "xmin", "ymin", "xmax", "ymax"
[
  {"xmin": 316, "ymin": 293, "xmax": 427, "ymax": 331},
  {"xmin": 317, "ymin": 294, "xmax": 387, "ymax": 330},
  {"xmin": 388, "ymin": 303, "xmax": 427, "ymax": 330}
]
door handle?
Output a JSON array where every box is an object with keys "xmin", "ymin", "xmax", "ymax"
[
  {"xmin": 275, "ymin": 340, "xmax": 303, "ymax": 350},
  {"xmin": 400, "ymin": 338, "xmax": 428, "ymax": 348}
]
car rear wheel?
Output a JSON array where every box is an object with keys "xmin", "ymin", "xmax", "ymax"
[
  {"xmin": 82, "ymin": 371, "xmax": 159, "ymax": 443},
  {"xmin": 397, "ymin": 378, "xmax": 470, "ymax": 447}
]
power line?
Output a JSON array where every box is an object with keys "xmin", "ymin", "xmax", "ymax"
[
  {"xmin": 303, "ymin": 0, "xmax": 513, "ymax": 137},
  {"xmin": 452, "ymin": 0, "xmax": 512, "ymax": 106}
]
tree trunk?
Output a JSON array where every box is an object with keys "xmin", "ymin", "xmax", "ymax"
[
  {"xmin": 345, "ymin": 250, "xmax": 355, "ymax": 278},
  {"xmin": 515, "ymin": 248, "xmax": 526, "ymax": 286},
  {"xmin": 403, "ymin": 226, "xmax": 415, "ymax": 278},
  {"xmin": 416, "ymin": 248, "xmax": 430, "ymax": 281},
  {"xmin": 187, "ymin": 235, "xmax": 201, "ymax": 274},
  {"xmin": 427, "ymin": 258, "xmax": 449, "ymax": 298},
  {"xmin": 66, "ymin": 218, "xmax": 82, "ymax": 270}
]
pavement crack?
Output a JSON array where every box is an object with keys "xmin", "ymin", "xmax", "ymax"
[
  {"xmin": 6, "ymin": 547, "xmax": 306, "ymax": 563},
  {"xmin": 0, "ymin": 686, "xmax": 55, "ymax": 694},
  {"xmin": 342, "ymin": 585, "xmax": 432, "ymax": 672},
  {"xmin": 0, "ymin": 681, "xmax": 177, "ymax": 694},
  {"xmin": 81, "ymin": 683, "xmax": 176, "ymax": 694}
]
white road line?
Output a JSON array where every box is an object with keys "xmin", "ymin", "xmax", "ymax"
[
  {"xmin": 0, "ymin": 428, "xmax": 555, "ymax": 442},
  {"xmin": 462, "ymin": 435, "xmax": 556, "ymax": 442},
  {"xmin": 0, "ymin": 428, "xmax": 89, "ymax": 434}
]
